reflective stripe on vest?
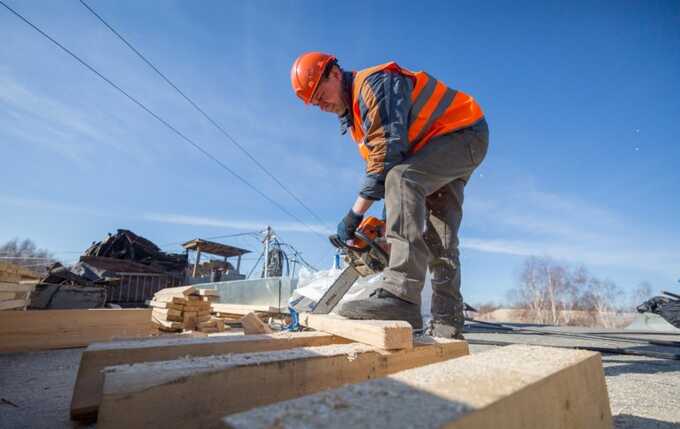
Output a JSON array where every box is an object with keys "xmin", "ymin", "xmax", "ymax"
[{"xmin": 350, "ymin": 62, "xmax": 484, "ymax": 160}]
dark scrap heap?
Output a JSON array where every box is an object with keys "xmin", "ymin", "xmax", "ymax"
[{"xmin": 32, "ymin": 230, "xmax": 187, "ymax": 309}]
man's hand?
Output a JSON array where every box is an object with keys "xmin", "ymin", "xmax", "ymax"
[{"xmin": 337, "ymin": 209, "xmax": 364, "ymax": 243}]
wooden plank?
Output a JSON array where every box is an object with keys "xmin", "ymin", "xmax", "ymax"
[
  {"xmin": 198, "ymin": 288, "xmax": 219, "ymax": 296},
  {"xmin": 97, "ymin": 338, "xmax": 469, "ymax": 429},
  {"xmin": 0, "ymin": 261, "xmax": 40, "ymax": 279},
  {"xmin": 0, "ymin": 309, "xmax": 157, "ymax": 353},
  {"xmin": 151, "ymin": 307, "xmax": 182, "ymax": 318},
  {"xmin": 240, "ymin": 312, "xmax": 273, "ymax": 334},
  {"xmin": 0, "ymin": 292, "xmax": 16, "ymax": 300},
  {"xmin": 151, "ymin": 295, "xmax": 187, "ymax": 304},
  {"xmin": 0, "ymin": 299, "xmax": 25, "ymax": 310},
  {"xmin": 148, "ymin": 300, "xmax": 184, "ymax": 310},
  {"xmin": 153, "ymin": 285, "xmax": 195, "ymax": 297},
  {"xmin": 151, "ymin": 314, "xmax": 182, "ymax": 330},
  {"xmin": 300, "ymin": 313, "xmax": 413, "ymax": 350},
  {"xmin": 151, "ymin": 308, "xmax": 183, "ymax": 322},
  {"xmin": 70, "ymin": 331, "xmax": 351, "ymax": 422},
  {"xmin": 212, "ymin": 303, "xmax": 285, "ymax": 315},
  {"xmin": 0, "ymin": 273, "xmax": 21, "ymax": 283},
  {"xmin": 223, "ymin": 345, "xmax": 612, "ymax": 429},
  {"xmin": 0, "ymin": 282, "xmax": 33, "ymax": 293}
]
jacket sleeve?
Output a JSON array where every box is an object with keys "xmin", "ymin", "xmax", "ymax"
[{"xmin": 357, "ymin": 71, "xmax": 413, "ymax": 201}]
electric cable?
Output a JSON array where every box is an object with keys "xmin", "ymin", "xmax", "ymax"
[
  {"xmin": 158, "ymin": 231, "xmax": 261, "ymax": 248},
  {"xmin": 0, "ymin": 0, "xmax": 327, "ymax": 242},
  {"xmin": 79, "ymin": 0, "xmax": 328, "ymax": 228}
]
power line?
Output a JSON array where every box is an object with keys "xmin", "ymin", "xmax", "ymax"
[
  {"xmin": 79, "ymin": 0, "xmax": 328, "ymax": 228},
  {"xmin": 158, "ymin": 231, "xmax": 261, "ymax": 248},
  {"xmin": 0, "ymin": 0, "xmax": 327, "ymax": 242}
]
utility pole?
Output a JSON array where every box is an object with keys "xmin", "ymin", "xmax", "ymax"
[
  {"xmin": 263, "ymin": 226, "xmax": 271, "ymax": 279},
  {"xmin": 289, "ymin": 251, "xmax": 298, "ymax": 278}
]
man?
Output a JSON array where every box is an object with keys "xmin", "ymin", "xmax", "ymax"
[{"xmin": 290, "ymin": 52, "xmax": 488, "ymax": 338}]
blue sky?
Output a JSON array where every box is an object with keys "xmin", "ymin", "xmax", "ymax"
[{"xmin": 1, "ymin": 0, "xmax": 678, "ymax": 304}]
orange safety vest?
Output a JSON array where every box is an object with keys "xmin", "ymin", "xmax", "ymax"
[{"xmin": 349, "ymin": 62, "xmax": 484, "ymax": 160}]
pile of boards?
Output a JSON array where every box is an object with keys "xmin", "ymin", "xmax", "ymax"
[
  {"xmin": 0, "ymin": 262, "xmax": 40, "ymax": 311},
  {"xmin": 149, "ymin": 285, "xmax": 226, "ymax": 333},
  {"xmin": 69, "ymin": 312, "xmax": 613, "ymax": 429}
]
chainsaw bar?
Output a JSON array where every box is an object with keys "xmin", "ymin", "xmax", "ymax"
[{"xmin": 311, "ymin": 263, "xmax": 361, "ymax": 314}]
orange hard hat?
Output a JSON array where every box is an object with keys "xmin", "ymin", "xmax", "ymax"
[{"xmin": 290, "ymin": 52, "xmax": 336, "ymax": 104}]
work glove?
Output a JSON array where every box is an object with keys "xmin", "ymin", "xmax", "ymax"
[{"xmin": 337, "ymin": 209, "xmax": 363, "ymax": 243}]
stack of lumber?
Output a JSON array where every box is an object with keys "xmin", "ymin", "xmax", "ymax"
[
  {"xmin": 212, "ymin": 303, "xmax": 289, "ymax": 327},
  {"xmin": 149, "ymin": 286, "xmax": 226, "ymax": 333},
  {"xmin": 0, "ymin": 261, "xmax": 40, "ymax": 311}
]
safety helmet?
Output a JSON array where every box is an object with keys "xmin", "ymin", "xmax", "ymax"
[{"xmin": 290, "ymin": 52, "xmax": 336, "ymax": 104}]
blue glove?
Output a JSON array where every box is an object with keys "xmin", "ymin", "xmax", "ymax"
[{"xmin": 337, "ymin": 209, "xmax": 363, "ymax": 243}]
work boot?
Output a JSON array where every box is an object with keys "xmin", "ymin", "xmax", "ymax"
[
  {"xmin": 425, "ymin": 319, "xmax": 465, "ymax": 340},
  {"xmin": 337, "ymin": 288, "xmax": 423, "ymax": 330}
]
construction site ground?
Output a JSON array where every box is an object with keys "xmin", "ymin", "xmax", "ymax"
[{"xmin": 1, "ymin": 326, "xmax": 679, "ymax": 429}]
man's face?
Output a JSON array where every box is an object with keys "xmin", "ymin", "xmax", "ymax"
[{"xmin": 310, "ymin": 67, "xmax": 346, "ymax": 116}]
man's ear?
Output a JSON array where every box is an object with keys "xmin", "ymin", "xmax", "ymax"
[{"xmin": 330, "ymin": 65, "xmax": 343, "ymax": 81}]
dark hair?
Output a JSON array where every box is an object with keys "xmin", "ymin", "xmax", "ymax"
[{"xmin": 322, "ymin": 59, "xmax": 340, "ymax": 79}]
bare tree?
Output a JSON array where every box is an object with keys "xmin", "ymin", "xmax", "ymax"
[
  {"xmin": 509, "ymin": 257, "xmax": 575, "ymax": 325},
  {"xmin": 0, "ymin": 238, "xmax": 57, "ymax": 275},
  {"xmin": 583, "ymin": 278, "xmax": 624, "ymax": 328},
  {"xmin": 509, "ymin": 256, "xmax": 625, "ymax": 327},
  {"xmin": 513, "ymin": 257, "xmax": 549, "ymax": 323},
  {"xmin": 629, "ymin": 281, "xmax": 654, "ymax": 310}
]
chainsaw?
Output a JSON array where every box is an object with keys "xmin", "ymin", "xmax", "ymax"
[{"xmin": 312, "ymin": 216, "xmax": 390, "ymax": 314}]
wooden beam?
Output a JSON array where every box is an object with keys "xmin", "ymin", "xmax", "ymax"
[
  {"xmin": 153, "ymin": 285, "xmax": 195, "ymax": 296},
  {"xmin": 0, "ymin": 261, "xmax": 40, "ymax": 279},
  {"xmin": 0, "ymin": 292, "xmax": 16, "ymax": 300},
  {"xmin": 240, "ymin": 312, "xmax": 273, "ymax": 334},
  {"xmin": 193, "ymin": 248, "xmax": 201, "ymax": 278},
  {"xmin": 97, "ymin": 338, "xmax": 468, "ymax": 429},
  {"xmin": 223, "ymin": 345, "xmax": 612, "ymax": 429},
  {"xmin": 0, "ymin": 309, "xmax": 157, "ymax": 353},
  {"xmin": 0, "ymin": 299, "xmax": 25, "ymax": 310},
  {"xmin": 71, "ymin": 331, "xmax": 349, "ymax": 422},
  {"xmin": 0, "ymin": 282, "xmax": 33, "ymax": 293},
  {"xmin": 300, "ymin": 313, "xmax": 413, "ymax": 350},
  {"xmin": 212, "ymin": 303, "xmax": 286, "ymax": 315}
]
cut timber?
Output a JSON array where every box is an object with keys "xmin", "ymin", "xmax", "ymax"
[
  {"xmin": 148, "ymin": 300, "xmax": 184, "ymax": 310},
  {"xmin": 151, "ymin": 295, "xmax": 187, "ymax": 304},
  {"xmin": 151, "ymin": 307, "xmax": 182, "ymax": 318},
  {"xmin": 300, "ymin": 313, "xmax": 412, "ymax": 350},
  {"xmin": 223, "ymin": 345, "xmax": 612, "ymax": 429},
  {"xmin": 198, "ymin": 288, "xmax": 219, "ymax": 296},
  {"xmin": 151, "ymin": 309, "xmax": 183, "ymax": 322},
  {"xmin": 70, "ymin": 331, "xmax": 351, "ymax": 422},
  {"xmin": 0, "ymin": 299, "xmax": 25, "ymax": 310},
  {"xmin": 0, "ymin": 292, "xmax": 17, "ymax": 300},
  {"xmin": 212, "ymin": 303, "xmax": 286, "ymax": 315},
  {"xmin": 0, "ymin": 282, "xmax": 33, "ymax": 293},
  {"xmin": 97, "ymin": 337, "xmax": 468, "ymax": 429},
  {"xmin": 0, "ymin": 261, "xmax": 40, "ymax": 279},
  {"xmin": 0, "ymin": 309, "xmax": 157, "ymax": 353},
  {"xmin": 151, "ymin": 315, "xmax": 182, "ymax": 330},
  {"xmin": 240, "ymin": 312, "xmax": 273, "ymax": 334},
  {"xmin": 153, "ymin": 285, "xmax": 195, "ymax": 296}
]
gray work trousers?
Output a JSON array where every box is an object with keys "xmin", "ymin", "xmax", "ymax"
[{"xmin": 382, "ymin": 118, "xmax": 489, "ymax": 327}]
